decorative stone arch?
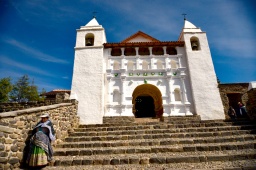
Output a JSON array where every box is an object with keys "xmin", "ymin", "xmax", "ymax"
[{"xmin": 132, "ymin": 84, "xmax": 163, "ymax": 118}]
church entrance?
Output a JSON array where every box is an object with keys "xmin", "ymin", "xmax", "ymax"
[
  {"xmin": 132, "ymin": 84, "xmax": 163, "ymax": 118},
  {"xmin": 135, "ymin": 96, "xmax": 155, "ymax": 118}
]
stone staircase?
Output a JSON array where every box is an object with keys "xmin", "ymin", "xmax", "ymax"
[{"xmin": 46, "ymin": 116, "xmax": 256, "ymax": 170}]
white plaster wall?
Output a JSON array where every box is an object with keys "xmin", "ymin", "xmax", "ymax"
[
  {"xmin": 71, "ymin": 47, "xmax": 104, "ymax": 124},
  {"xmin": 182, "ymin": 33, "xmax": 225, "ymax": 120}
]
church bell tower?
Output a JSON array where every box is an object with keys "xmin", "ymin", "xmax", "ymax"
[
  {"xmin": 179, "ymin": 19, "xmax": 225, "ymax": 120},
  {"xmin": 70, "ymin": 17, "xmax": 106, "ymax": 124}
]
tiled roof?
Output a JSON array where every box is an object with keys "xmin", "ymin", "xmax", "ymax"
[
  {"xmin": 42, "ymin": 89, "xmax": 71, "ymax": 96},
  {"xmin": 121, "ymin": 31, "xmax": 160, "ymax": 43}
]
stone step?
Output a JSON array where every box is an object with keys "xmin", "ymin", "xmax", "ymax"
[
  {"xmin": 54, "ymin": 141, "xmax": 256, "ymax": 156},
  {"xmin": 102, "ymin": 116, "xmax": 201, "ymax": 124},
  {"xmin": 77, "ymin": 121, "xmax": 256, "ymax": 131},
  {"xmin": 56, "ymin": 134, "xmax": 256, "ymax": 149},
  {"xmin": 49, "ymin": 149, "xmax": 256, "ymax": 167},
  {"xmin": 64, "ymin": 129, "xmax": 255, "ymax": 142},
  {"xmin": 44, "ymin": 159, "xmax": 256, "ymax": 170},
  {"xmin": 70, "ymin": 125, "xmax": 256, "ymax": 136}
]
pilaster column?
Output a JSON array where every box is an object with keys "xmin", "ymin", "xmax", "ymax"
[
  {"xmin": 151, "ymin": 58, "xmax": 154, "ymax": 69},
  {"xmin": 167, "ymin": 78, "xmax": 172, "ymax": 104},
  {"xmin": 120, "ymin": 78, "xmax": 125, "ymax": 105},
  {"xmin": 177, "ymin": 56, "xmax": 181, "ymax": 68},
  {"xmin": 165, "ymin": 58, "xmax": 169, "ymax": 69},
  {"xmin": 181, "ymin": 77, "xmax": 188, "ymax": 103},
  {"xmin": 107, "ymin": 79, "xmax": 112, "ymax": 104},
  {"xmin": 121, "ymin": 56, "xmax": 125, "ymax": 69},
  {"xmin": 136, "ymin": 58, "xmax": 140, "ymax": 69}
]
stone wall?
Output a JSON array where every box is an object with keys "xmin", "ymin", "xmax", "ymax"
[
  {"xmin": 219, "ymin": 83, "xmax": 248, "ymax": 119},
  {"xmin": 246, "ymin": 88, "xmax": 256, "ymax": 120},
  {"xmin": 0, "ymin": 100, "xmax": 72, "ymax": 113},
  {"xmin": 0, "ymin": 100, "xmax": 79, "ymax": 170}
]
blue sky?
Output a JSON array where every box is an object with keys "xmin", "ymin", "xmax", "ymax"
[{"xmin": 0, "ymin": 0, "xmax": 255, "ymax": 92}]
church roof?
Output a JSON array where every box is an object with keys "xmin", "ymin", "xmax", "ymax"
[
  {"xmin": 121, "ymin": 31, "xmax": 160, "ymax": 43},
  {"xmin": 104, "ymin": 31, "xmax": 184, "ymax": 48},
  {"xmin": 85, "ymin": 18, "xmax": 100, "ymax": 26},
  {"xmin": 182, "ymin": 20, "xmax": 202, "ymax": 32}
]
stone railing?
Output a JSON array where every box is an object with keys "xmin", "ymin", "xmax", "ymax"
[{"xmin": 0, "ymin": 100, "xmax": 79, "ymax": 170}]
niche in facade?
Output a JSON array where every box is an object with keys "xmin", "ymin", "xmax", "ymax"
[
  {"xmin": 113, "ymin": 90, "xmax": 121, "ymax": 103},
  {"xmin": 152, "ymin": 47, "xmax": 164, "ymax": 55},
  {"xmin": 111, "ymin": 48, "xmax": 121, "ymax": 56},
  {"xmin": 142, "ymin": 60, "xmax": 149, "ymax": 70},
  {"xmin": 170, "ymin": 60, "xmax": 177, "ymax": 69},
  {"xmin": 174, "ymin": 88, "xmax": 181, "ymax": 101},
  {"xmin": 85, "ymin": 33, "xmax": 94, "ymax": 46},
  {"xmin": 113, "ymin": 61, "xmax": 120, "ymax": 70},
  {"xmin": 127, "ymin": 60, "xmax": 134, "ymax": 70},
  {"xmin": 190, "ymin": 37, "xmax": 200, "ymax": 51}
]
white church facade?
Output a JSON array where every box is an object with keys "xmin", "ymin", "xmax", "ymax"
[{"xmin": 70, "ymin": 17, "xmax": 225, "ymax": 124}]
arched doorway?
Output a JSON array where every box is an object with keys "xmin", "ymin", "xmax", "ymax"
[
  {"xmin": 132, "ymin": 84, "xmax": 163, "ymax": 118},
  {"xmin": 135, "ymin": 96, "xmax": 155, "ymax": 117}
]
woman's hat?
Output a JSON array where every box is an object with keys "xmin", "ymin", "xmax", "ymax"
[{"xmin": 40, "ymin": 113, "xmax": 50, "ymax": 118}]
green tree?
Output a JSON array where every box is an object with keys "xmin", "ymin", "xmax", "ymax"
[
  {"xmin": 39, "ymin": 88, "xmax": 46, "ymax": 101},
  {"xmin": 28, "ymin": 84, "xmax": 39, "ymax": 101},
  {"xmin": 0, "ymin": 77, "xmax": 13, "ymax": 102},
  {"xmin": 10, "ymin": 75, "xmax": 40, "ymax": 102}
]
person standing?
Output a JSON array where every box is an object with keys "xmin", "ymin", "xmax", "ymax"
[
  {"xmin": 228, "ymin": 106, "xmax": 236, "ymax": 120},
  {"xmin": 238, "ymin": 102, "xmax": 248, "ymax": 118},
  {"xmin": 26, "ymin": 113, "xmax": 55, "ymax": 168}
]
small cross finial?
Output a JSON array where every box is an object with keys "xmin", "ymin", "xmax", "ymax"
[
  {"xmin": 93, "ymin": 11, "xmax": 97, "ymax": 18},
  {"xmin": 182, "ymin": 13, "xmax": 187, "ymax": 20}
]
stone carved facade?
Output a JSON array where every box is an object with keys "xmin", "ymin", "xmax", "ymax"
[{"xmin": 0, "ymin": 101, "xmax": 79, "ymax": 169}]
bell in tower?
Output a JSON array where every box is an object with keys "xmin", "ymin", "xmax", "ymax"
[{"xmin": 86, "ymin": 37, "xmax": 93, "ymax": 46}]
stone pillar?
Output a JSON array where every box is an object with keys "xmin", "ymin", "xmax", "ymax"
[
  {"xmin": 151, "ymin": 58, "xmax": 154, "ymax": 69},
  {"xmin": 180, "ymin": 77, "xmax": 188, "ymax": 103},
  {"xmin": 120, "ymin": 78, "xmax": 125, "ymax": 105},
  {"xmin": 135, "ymin": 47, "xmax": 139, "ymax": 56},
  {"xmin": 149, "ymin": 47, "xmax": 153, "ymax": 56},
  {"xmin": 163, "ymin": 46, "xmax": 167, "ymax": 55},
  {"xmin": 121, "ymin": 47, "xmax": 125, "ymax": 56},
  {"xmin": 107, "ymin": 79, "xmax": 112, "ymax": 104},
  {"xmin": 136, "ymin": 57, "xmax": 140, "ymax": 70}
]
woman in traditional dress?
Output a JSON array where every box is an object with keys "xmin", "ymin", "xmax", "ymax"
[{"xmin": 26, "ymin": 113, "xmax": 55, "ymax": 167}]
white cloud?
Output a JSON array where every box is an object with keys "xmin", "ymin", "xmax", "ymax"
[
  {"xmin": 4, "ymin": 39, "xmax": 68, "ymax": 64},
  {"xmin": 0, "ymin": 56, "xmax": 55, "ymax": 77}
]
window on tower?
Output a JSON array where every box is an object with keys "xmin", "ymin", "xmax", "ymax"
[
  {"xmin": 190, "ymin": 37, "xmax": 200, "ymax": 51},
  {"xmin": 85, "ymin": 33, "xmax": 94, "ymax": 46}
]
